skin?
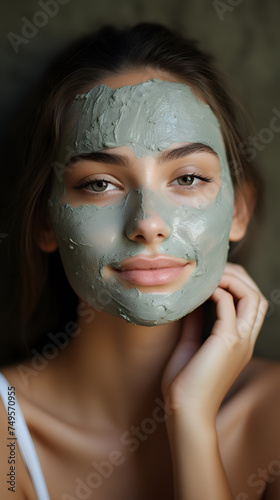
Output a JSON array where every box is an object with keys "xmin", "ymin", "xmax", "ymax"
[
  {"xmin": 1, "ymin": 68, "xmax": 279, "ymax": 500},
  {"xmin": 48, "ymin": 77, "xmax": 234, "ymax": 325}
]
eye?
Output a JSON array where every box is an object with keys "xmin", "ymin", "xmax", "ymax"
[
  {"xmin": 75, "ymin": 178, "xmax": 119, "ymax": 193},
  {"xmin": 172, "ymin": 173, "xmax": 212, "ymax": 187},
  {"xmin": 88, "ymin": 180, "xmax": 111, "ymax": 192},
  {"xmin": 176, "ymin": 175, "xmax": 196, "ymax": 186}
]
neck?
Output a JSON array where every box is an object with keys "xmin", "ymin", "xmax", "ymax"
[{"xmin": 54, "ymin": 300, "xmax": 182, "ymax": 428}]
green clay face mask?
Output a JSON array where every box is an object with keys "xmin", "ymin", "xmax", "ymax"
[{"xmin": 48, "ymin": 79, "xmax": 234, "ymax": 326}]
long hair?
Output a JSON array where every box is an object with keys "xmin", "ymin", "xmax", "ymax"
[{"xmin": 2, "ymin": 23, "xmax": 262, "ymax": 363}]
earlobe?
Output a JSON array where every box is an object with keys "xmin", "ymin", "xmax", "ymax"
[
  {"xmin": 36, "ymin": 218, "xmax": 58, "ymax": 252},
  {"xmin": 229, "ymin": 185, "xmax": 254, "ymax": 242}
]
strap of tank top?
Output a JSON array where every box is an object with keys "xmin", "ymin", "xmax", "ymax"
[{"xmin": 0, "ymin": 373, "xmax": 50, "ymax": 500}]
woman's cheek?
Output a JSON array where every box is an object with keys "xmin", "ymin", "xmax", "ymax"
[{"xmin": 47, "ymin": 178, "xmax": 233, "ymax": 327}]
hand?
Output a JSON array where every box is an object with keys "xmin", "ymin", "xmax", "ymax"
[{"xmin": 161, "ymin": 263, "xmax": 268, "ymax": 423}]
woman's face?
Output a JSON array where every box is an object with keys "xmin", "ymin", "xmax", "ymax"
[{"xmin": 48, "ymin": 69, "xmax": 234, "ymax": 326}]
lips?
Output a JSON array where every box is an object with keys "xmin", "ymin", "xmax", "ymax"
[{"xmin": 112, "ymin": 255, "xmax": 189, "ymax": 286}]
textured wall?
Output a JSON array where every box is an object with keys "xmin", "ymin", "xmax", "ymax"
[{"xmin": 1, "ymin": 0, "xmax": 280, "ymax": 359}]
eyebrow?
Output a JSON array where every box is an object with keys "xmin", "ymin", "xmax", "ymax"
[
  {"xmin": 68, "ymin": 151, "xmax": 130, "ymax": 167},
  {"xmin": 67, "ymin": 143, "xmax": 217, "ymax": 167},
  {"xmin": 158, "ymin": 143, "xmax": 217, "ymax": 163}
]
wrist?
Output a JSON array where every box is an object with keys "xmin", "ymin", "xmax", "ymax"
[
  {"xmin": 163, "ymin": 393, "xmax": 217, "ymax": 427},
  {"xmin": 164, "ymin": 401, "xmax": 217, "ymax": 441}
]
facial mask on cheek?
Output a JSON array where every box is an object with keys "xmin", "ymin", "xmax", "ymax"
[{"xmin": 48, "ymin": 79, "xmax": 234, "ymax": 326}]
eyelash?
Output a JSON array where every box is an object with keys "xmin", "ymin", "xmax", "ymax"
[
  {"xmin": 75, "ymin": 173, "xmax": 213, "ymax": 195},
  {"xmin": 171, "ymin": 174, "xmax": 212, "ymax": 188},
  {"xmin": 75, "ymin": 178, "xmax": 121, "ymax": 195}
]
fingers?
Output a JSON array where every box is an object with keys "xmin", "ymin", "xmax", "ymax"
[
  {"xmin": 223, "ymin": 264, "xmax": 268, "ymax": 343},
  {"xmin": 223, "ymin": 263, "xmax": 264, "ymax": 297},
  {"xmin": 212, "ymin": 263, "xmax": 268, "ymax": 349},
  {"xmin": 161, "ymin": 264, "xmax": 268, "ymax": 416},
  {"xmin": 224, "ymin": 264, "xmax": 269, "ymax": 344}
]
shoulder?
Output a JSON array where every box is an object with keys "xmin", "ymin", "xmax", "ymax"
[
  {"xmin": 217, "ymin": 357, "xmax": 280, "ymax": 499},
  {"xmin": 221, "ymin": 355, "xmax": 280, "ymax": 413},
  {"xmin": 244, "ymin": 356, "xmax": 280, "ymax": 424},
  {"xmin": 0, "ymin": 371, "xmax": 37, "ymax": 499},
  {"xmin": 233, "ymin": 356, "xmax": 280, "ymax": 438}
]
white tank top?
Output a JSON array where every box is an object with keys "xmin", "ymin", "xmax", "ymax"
[{"xmin": 0, "ymin": 373, "xmax": 50, "ymax": 499}]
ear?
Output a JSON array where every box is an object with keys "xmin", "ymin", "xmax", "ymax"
[
  {"xmin": 229, "ymin": 183, "xmax": 255, "ymax": 242},
  {"xmin": 36, "ymin": 217, "xmax": 58, "ymax": 252}
]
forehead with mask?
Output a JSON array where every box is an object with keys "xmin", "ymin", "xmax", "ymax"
[{"xmin": 48, "ymin": 79, "xmax": 234, "ymax": 326}]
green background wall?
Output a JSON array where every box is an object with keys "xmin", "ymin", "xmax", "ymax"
[{"xmin": 1, "ymin": 0, "xmax": 280, "ymax": 360}]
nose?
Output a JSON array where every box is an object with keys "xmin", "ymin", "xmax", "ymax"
[
  {"xmin": 125, "ymin": 190, "xmax": 170, "ymax": 247},
  {"xmin": 127, "ymin": 214, "xmax": 170, "ymax": 245}
]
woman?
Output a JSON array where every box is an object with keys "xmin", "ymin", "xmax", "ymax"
[{"xmin": 0, "ymin": 23, "xmax": 279, "ymax": 500}]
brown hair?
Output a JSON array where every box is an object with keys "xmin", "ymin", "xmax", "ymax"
[{"xmin": 3, "ymin": 23, "xmax": 262, "ymax": 362}]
